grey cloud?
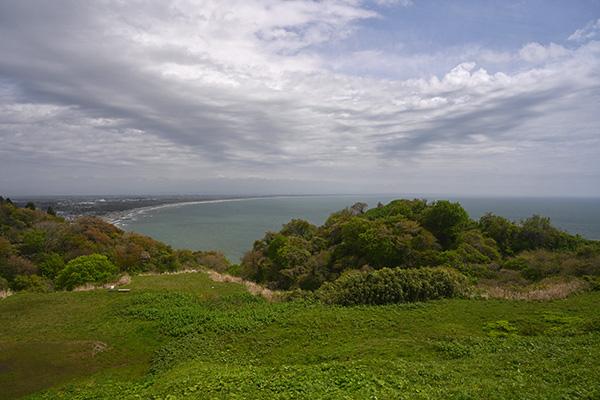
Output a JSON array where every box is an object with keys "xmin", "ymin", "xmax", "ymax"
[
  {"xmin": 0, "ymin": 1, "xmax": 599, "ymax": 196},
  {"xmin": 377, "ymin": 87, "xmax": 563, "ymax": 155}
]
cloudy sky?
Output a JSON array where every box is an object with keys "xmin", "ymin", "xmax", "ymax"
[{"xmin": 1, "ymin": 1, "xmax": 599, "ymax": 197}]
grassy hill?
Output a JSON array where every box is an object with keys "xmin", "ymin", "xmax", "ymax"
[
  {"xmin": 1, "ymin": 272, "xmax": 599, "ymax": 399},
  {"xmin": 2, "ymin": 197, "xmax": 599, "ymax": 398}
]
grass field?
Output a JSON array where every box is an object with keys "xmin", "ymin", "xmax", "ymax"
[{"xmin": 1, "ymin": 272, "xmax": 599, "ymax": 399}]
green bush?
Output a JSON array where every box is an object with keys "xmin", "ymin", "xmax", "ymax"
[
  {"xmin": 316, "ymin": 267, "xmax": 468, "ymax": 306},
  {"xmin": 55, "ymin": 253, "xmax": 118, "ymax": 290},
  {"xmin": 12, "ymin": 274, "xmax": 53, "ymax": 293},
  {"xmin": 39, "ymin": 253, "xmax": 65, "ymax": 279},
  {"xmin": 583, "ymin": 275, "xmax": 600, "ymax": 290}
]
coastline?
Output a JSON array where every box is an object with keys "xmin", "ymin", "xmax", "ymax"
[
  {"xmin": 99, "ymin": 196, "xmax": 279, "ymax": 228},
  {"xmin": 101, "ymin": 196, "xmax": 600, "ymax": 263}
]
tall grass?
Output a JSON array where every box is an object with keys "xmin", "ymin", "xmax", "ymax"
[
  {"xmin": 207, "ymin": 270, "xmax": 282, "ymax": 301},
  {"xmin": 72, "ymin": 274, "xmax": 132, "ymax": 292},
  {"xmin": 479, "ymin": 277, "xmax": 590, "ymax": 301}
]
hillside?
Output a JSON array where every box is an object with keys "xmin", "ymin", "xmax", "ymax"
[
  {"xmin": 2, "ymin": 196, "xmax": 599, "ymax": 298},
  {"xmin": 1, "ymin": 196, "xmax": 600, "ymax": 398},
  {"xmin": 239, "ymin": 199, "xmax": 600, "ymax": 299},
  {"xmin": 0, "ymin": 196, "xmax": 231, "ymax": 295},
  {"xmin": 0, "ymin": 273, "xmax": 598, "ymax": 399}
]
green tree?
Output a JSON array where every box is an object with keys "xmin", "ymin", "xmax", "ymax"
[
  {"xmin": 423, "ymin": 200, "xmax": 471, "ymax": 249},
  {"xmin": 39, "ymin": 253, "xmax": 66, "ymax": 279},
  {"xmin": 46, "ymin": 205, "xmax": 56, "ymax": 216},
  {"xmin": 280, "ymin": 219, "xmax": 315, "ymax": 238},
  {"xmin": 357, "ymin": 225, "xmax": 402, "ymax": 268},
  {"xmin": 25, "ymin": 201, "xmax": 36, "ymax": 211},
  {"xmin": 56, "ymin": 254, "xmax": 118, "ymax": 290},
  {"xmin": 12, "ymin": 274, "xmax": 52, "ymax": 293},
  {"xmin": 20, "ymin": 229, "xmax": 47, "ymax": 256},
  {"xmin": 479, "ymin": 213, "xmax": 519, "ymax": 256}
]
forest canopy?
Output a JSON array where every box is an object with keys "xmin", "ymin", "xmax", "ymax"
[{"xmin": 239, "ymin": 199, "xmax": 600, "ymax": 292}]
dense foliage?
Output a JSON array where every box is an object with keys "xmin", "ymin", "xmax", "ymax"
[
  {"xmin": 316, "ymin": 267, "xmax": 469, "ymax": 306},
  {"xmin": 3, "ymin": 195, "xmax": 599, "ymax": 300},
  {"xmin": 240, "ymin": 199, "xmax": 600, "ymax": 291},
  {"xmin": 55, "ymin": 254, "xmax": 118, "ymax": 290},
  {"xmin": 0, "ymin": 197, "xmax": 230, "ymax": 292}
]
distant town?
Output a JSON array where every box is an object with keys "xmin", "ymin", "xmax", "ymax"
[{"xmin": 8, "ymin": 195, "xmax": 248, "ymax": 221}]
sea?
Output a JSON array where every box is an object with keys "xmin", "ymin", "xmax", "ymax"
[{"xmin": 113, "ymin": 195, "xmax": 600, "ymax": 263}]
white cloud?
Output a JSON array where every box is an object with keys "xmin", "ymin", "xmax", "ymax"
[
  {"xmin": 0, "ymin": 1, "xmax": 599, "ymax": 196},
  {"xmin": 568, "ymin": 18, "xmax": 600, "ymax": 41},
  {"xmin": 371, "ymin": 0, "xmax": 412, "ymax": 5},
  {"xmin": 109, "ymin": 0, "xmax": 379, "ymax": 77},
  {"xmin": 519, "ymin": 42, "xmax": 570, "ymax": 63}
]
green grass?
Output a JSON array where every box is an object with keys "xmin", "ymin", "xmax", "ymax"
[
  {"xmin": 0, "ymin": 290, "xmax": 157, "ymax": 399},
  {"xmin": 1, "ymin": 272, "xmax": 599, "ymax": 399},
  {"xmin": 120, "ymin": 272, "xmax": 247, "ymax": 299},
  {"xmin": 0, "ymin": 272, "xmax": 244, "ymax": 399}
]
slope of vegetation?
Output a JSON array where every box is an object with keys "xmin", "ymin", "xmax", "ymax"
[
  {"xmin": 0, "ymin": 196, "xmax": 231, "ymax": 295},
  {"xmin": 240, "ymin": 199, "xmax": 600, "ymax": 298},
  {"xmin": 1, "ymin": 280, "xmax": 598, "ymax": 399},
  {"xmin": 2, "ymin": 196, "xmax": 600, "ymax": 399}
]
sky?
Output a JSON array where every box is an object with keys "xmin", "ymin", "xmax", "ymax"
[{"xmin": 1, "ymin": 0, "xmax": 599, "ymax": 197}]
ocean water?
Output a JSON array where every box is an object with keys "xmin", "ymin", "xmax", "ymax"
[{"xmin": 114, "ymin": 195, "xmax": 600, "ymax": 263}]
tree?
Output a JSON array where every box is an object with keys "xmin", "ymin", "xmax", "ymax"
[
  {"xmin": 39, "ymin": 253, "xmax": 65, "ymax": 279},
  {"xmin": 46, "ymin": 205, "xmax": 56, "ymax": 216},
  {"xmin": 479, "ymin": 213, "xmax": 518, "ymax": 256},
  {"xmin": 513, "ymin": 215, "xmax": 560, "ymax": 252},
  {"xmin": 280, "ymin": 219, "xmax": 314, "ymax": 238},
  {"xmin": 12, "ymin": 274, "xmax": 52, "ymax": 293},
  {"xmin": 423, "ymin": 200, "xmax": 471, "ymax": 250},
  {"xmin": 25, "ymin": 202, "xmax": 36, "ymax": 211},
  {"xmin": 20, "ymin": 229, "xmax": 47, "ymax": 256},
  {"xmin": 56, "ymin": 254, "xmax": 118, "ymax": 290}
]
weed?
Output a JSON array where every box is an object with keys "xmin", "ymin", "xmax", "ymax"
[{"xmin": 484, "ymin": 320, "xmax": 519, "ymax": 337}]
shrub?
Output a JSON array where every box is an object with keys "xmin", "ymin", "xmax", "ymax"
[
  {"xmin": 56, "ymin": 254, "xmax": 118, "ymax": 290},
  {"xmin": 316, "ymin": 267, "xmax": 468, "ymax": 306},
  {"xmin": 39, "ymin": 253, "xmax": 65, "ymax": 279},
  {"xmin": 422, "ymin": 200, "xmax": 472, "ymax": 249},
  {"xmin": 196, "ymin": 251, "xmax": 230, "ymax": 273},
  {"xmin": 12, "ymin": 274, "xmax": 53, "ymax": 293},
  {"xmin": 583, "ymin": 275, "xmax": 600, "ymax": 290},
  {"xmin": 484, "ymin": 320, "xmax": 518, "ymax": 337},
  {"xmin": 0, "ymin": 277, "xmax": 9, "ymax": 292}
]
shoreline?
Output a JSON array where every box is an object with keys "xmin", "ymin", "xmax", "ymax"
[{"xmin": 99, "ymin": 196, "xmax": 289, "ymax": 227}]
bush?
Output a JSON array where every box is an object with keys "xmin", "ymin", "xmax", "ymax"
[
  {"xmin": 196, "ymin": 251, "xmax": 230, "ymax": 273},
  {"xmin": 56, "ymin": 254, "xmax": 118, "ymax": 290},
  {"xmin": 12, "ymin": 274, "xmax": 53, "ymax": 293},
  {"xmin": 0, "ymin": 277, "xmax": 8, "ymax": 292},
  {"xmin": 316, "ymin": 267, "xmax": 468, "ymax": 306},
  {"xmin": 39, "ymin": 253, "xmax": 65, "ymax": 279},
  {"xmin": 583, "ymin": 276, "xmax": 600, "ymax": 290}
]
